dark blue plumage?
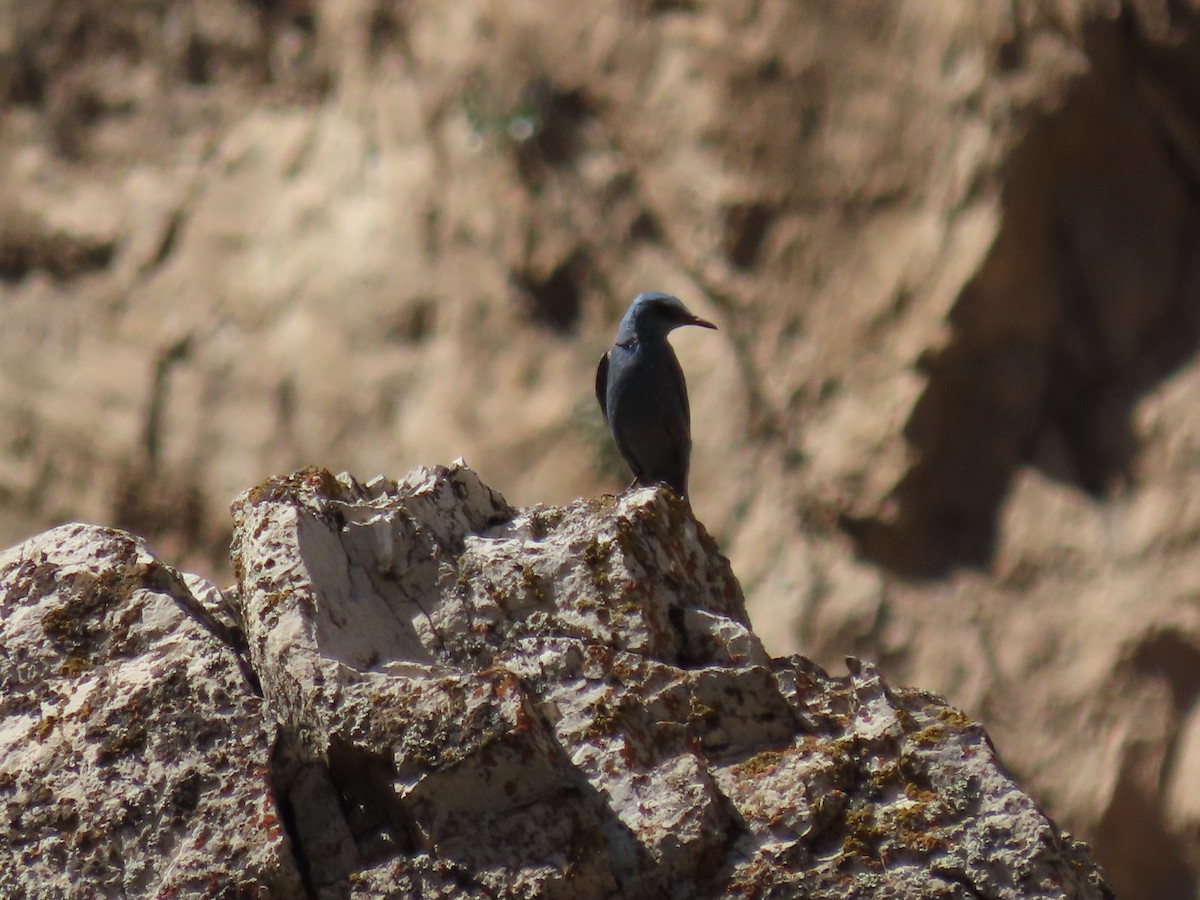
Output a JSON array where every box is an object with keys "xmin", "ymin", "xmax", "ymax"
[{"xmin": 595, "ymin": 292, "xmax": 716, "ymax": 498}]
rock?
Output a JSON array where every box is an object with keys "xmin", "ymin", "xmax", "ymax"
[
  {"xmin": 225, "ymin": 462, "xmax": 1113, "ymax": 898},
  {"xmin": 0, "ymin": 463, "xmax": 1114, "ymax": 897},
  {"xmin": 0, "ymin": 523, "xmax": 303, "ymax": 898}
]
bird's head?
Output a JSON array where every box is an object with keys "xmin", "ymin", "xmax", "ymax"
[{"xmin": 616, "ymin": 292, "xmax": 717, "ymax": 342}]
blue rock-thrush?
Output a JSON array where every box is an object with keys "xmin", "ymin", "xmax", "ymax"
[{"xmin": 595, "ymin": 292, "xmax": 717, "ymax": 498}]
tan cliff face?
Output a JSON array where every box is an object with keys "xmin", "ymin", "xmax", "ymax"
[{"xmin": 1, "ymin": 2, "xmax": 1200, "ymax": 896}]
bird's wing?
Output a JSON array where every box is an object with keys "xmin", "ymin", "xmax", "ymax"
[
  {"xmin": 595, "ymin": 352, "xmax": 610, "ymax": 423},
  {"xmin": 679, "ymin": 359, "xmax": 691, "ymax": 431},
  {"xmin": 664, "ymin": 353, "xmax": 692, "ymax": 467}
]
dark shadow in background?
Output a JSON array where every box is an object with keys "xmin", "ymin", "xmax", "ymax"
[{"xmin": 844, "ymin": 12, "xmax": 1200, "ymax": 582}]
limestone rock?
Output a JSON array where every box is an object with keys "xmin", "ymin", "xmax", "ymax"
[
  {"xmin": 224, "ymin": 463, "xmax": 1112, "ymax": 899},
  {"xmin": 0, "ymin": 462, "xmax": 1117, "ymax": 897},
  {"xmin": 0, "ymin": 523, "xmax": 302, "ymax": 898}
]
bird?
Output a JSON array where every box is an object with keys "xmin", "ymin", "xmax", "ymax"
[{"xmin": 595, "ymin": 291, "xmax": 717, "ymax": 499}]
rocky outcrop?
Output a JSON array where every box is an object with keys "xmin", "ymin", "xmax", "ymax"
[
  {"xmin": 0, "ymin": 464, "xmax": 1112, "ymax": 898},
  {"xmin": 0, "ymin": 524, "xmax": 303, "ymax": 896}
]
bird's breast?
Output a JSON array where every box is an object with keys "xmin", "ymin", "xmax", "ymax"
[{"xmin": 605, "ymin": 343, "xmax": 688, "ymax": 420}]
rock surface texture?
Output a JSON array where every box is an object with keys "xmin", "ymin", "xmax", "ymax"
[
  {"xmin": 5, "ymin": 3, "xmax": 1200, "ymax": 895},
  {"xmin": 1, "ymin": 464, "xmax": 1112, "ymax": 898},
  {"xmin": 0, "ymin": 524, "xmax": 303, "ymax": 897}
]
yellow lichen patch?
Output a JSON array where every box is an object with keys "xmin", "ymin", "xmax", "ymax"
[
  {"xmin": 41, "ymin": 566, "xmax": 143, "ymax": 658},
  {"xmin": 934, "ymin": 707, "xmax": 972, "ymax": 731},
  {"xmin": 32, "ymin": 714, "xmax": 59, "ymax": 742},
  {"xmin": 733, "ymin": 749, "xmax": 786, "ymax": 778},
  {"xmin": 581, "ymin": 537, "xmax": 611, "ymax": 590},
  {"xmin": 58, "ymin": 656, "xmax": 92, "ymax": 678},
  {"xmin": 244, "ymin": 466, "xmax": 342, "ymax": 507},
  {"xmin": 518, "ymin": 564, "xmax": 547, "ymax": 605},
  {"xmin": 584, "ymin": 694, "xmax": 622, "ymax": 737},
  {"xmin": 909, "ymin": 724, "xmax": 946, "ymax": 748},
  {"xmin": 687, "ymin": 697, "xmax": 717, "ymax": 725},
  {"xmin": 260, "ymin": 588, "xmax": 295, "ymax": 612},
  {"xmin": 527, "ymin": 506, "xmax": 565, "ymax": 539}
]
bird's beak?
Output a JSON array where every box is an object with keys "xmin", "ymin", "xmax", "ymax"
[{"xmin": 691, "ymin": 315, "xmax": 718, "ymax": 330}]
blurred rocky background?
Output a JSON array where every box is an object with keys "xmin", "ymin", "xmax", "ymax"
[{"xmin": 2, "ymin": 1, "xmax": 1199, "ymax": 897}]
